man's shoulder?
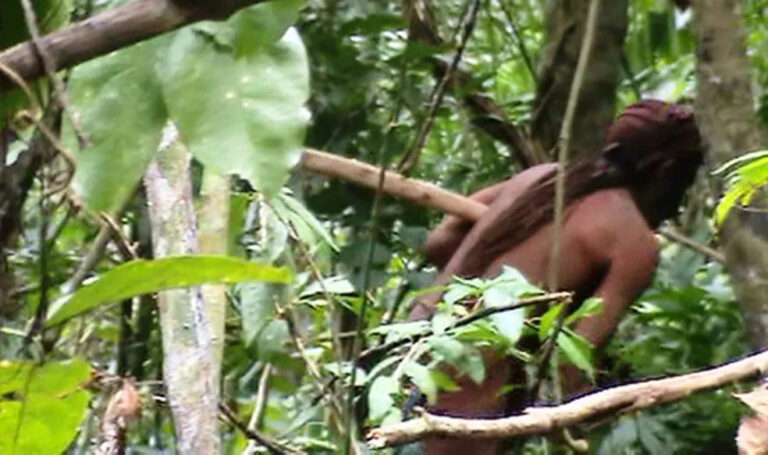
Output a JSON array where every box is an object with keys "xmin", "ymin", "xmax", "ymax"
[{"xmin": 570, "ymin": 189, "xmax": 658, "ymax": 256}]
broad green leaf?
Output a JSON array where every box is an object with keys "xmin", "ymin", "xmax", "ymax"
[
  {"xmin": 273, "ymin": 190, "xmax": 339, "ymax": 251},
  {"xmin": 239, "ymin": 281, "xmax": 289, "ymax": 347},
  {"xmin": 257, "ymin": 319, "xmax": 290, "ymax": 361},
  {"xmin": 429, "ymin": 336, "xmax": 485, "ymax": 384},
  {"xmin": 0, "ymin": 359, "xmax": 91, "ymax": 455},
  {"xmin": 300, "ymin": 275, "xmax": 355, "ymax": 297},
  {"xmin": 68, "ymin": 38, "xmax": 168, "ymax": 212},
  {"xmin": 443, "ymin": 283, "xmax": 476, "ymax": 306},
  {"xmin": 368, "ymin": 375, "xmax": 399, "ymax": 421},
  {"xmin": 713, "ymin": 151, "xmax": 768, "ymax": 225},
  {"xmin": 565, "ymin": 297, "xmax": 603, "ymax": 325},
  {"xmin": 483, "ymin": 286, "xmax": 525, "ymax": 344},
  {"xmin": 47, "ymin": 255, "xmax": 292, "ymax": 325},
  {"xmin": 231, "ymin": 0, "xmax": 306, "ymax": 56},
  {"xmin": 429, "ymin": 370, "xmax": 461, "ymax": 392},
  {"xmin": 538, "ymin": 302, "xmax": 564, "ymax": 341},
  {"xmin": 430, "ymin": 311, "xmax": 455, "ymax": 334},
  {"xmin": 161, "ymin": 26, "xmax": 310, "ymax": 198},
  {"xmin": 403, "ymin": 362, "xmax": 438, "ymax": 404},
  {"xmin": 558, "ymin": 329, "xmax": 595, "ymax": 379}
]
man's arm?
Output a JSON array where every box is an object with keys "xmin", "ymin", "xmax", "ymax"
[
  {"xmin": 424, "ymin": 182, "xmax": 507, "ymax": 268},
  {"xmin": 563, "ymin": 211, "xmax": 659, "ymax": 396}
]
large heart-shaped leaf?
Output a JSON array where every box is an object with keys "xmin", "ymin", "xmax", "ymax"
[
  {"xmin": 68, "ymin": 39, "xmax": 169, "ymax": 213},
  {"xmin": 161, "ymin": 23, "xmax": 310, "ymax": 197}
]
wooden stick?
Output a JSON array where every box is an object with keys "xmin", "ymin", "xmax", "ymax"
[
  {"xmin": 299, "ymin": 148, "xmax": 486, "ymax": 221},
  {"xmin": 367, "ymin": 349, "xmax": 768, "ymax": 448}
]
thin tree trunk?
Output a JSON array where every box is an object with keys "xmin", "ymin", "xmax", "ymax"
[
  {"xmin": 530, "ymin": 0, "xmax": 628, "ymax": 158},
  {"xmin": 198, "ymin": 170, "xmax": 230, "ymax": 380},
  {"xmin": 144, "ymin": 129, "xmax": 220, "ymax": 453},
  {"xmin": 691, "ymin": 0, "xmax": 768, "ymax": 348}
]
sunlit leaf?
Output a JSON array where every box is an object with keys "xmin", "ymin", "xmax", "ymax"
[
  {"xmin": 0, "ymin": 359, "xmax": 91, "ymax": 454},
  {"xmin": 403, "ymin": 362, "xmax": 438, "ymax": 404},
  {"xmin": 368, "ymin": 375, "xmax": 399, "ymax": 421},
  {"xmin": 47, "ymin": 255, "xmax": 292, "ymax": 326},
  {"xmin": 565, "ymin": 297, "xmax": 603, "ymax": 325},
  {"xmin": 557, "ymin": 329, "xmax": 594, "ymax": 379}
]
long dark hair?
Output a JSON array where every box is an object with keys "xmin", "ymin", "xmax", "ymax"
[{"xmin": 450, "ymin": 100, "xmax": 704, "ymax": 278}]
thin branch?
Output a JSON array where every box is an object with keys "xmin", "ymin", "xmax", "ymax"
[
  {"xmin": 397, "ymin": 0, "xmax": 483, "ymax": 173},
  {"xmin": 659, "ymin": 227, "xmax": 725, "ymax": 264},
  {"xmin": 496, "ymin": 0, "xmax": 537, "ymax": 84},
  {"xmin": 529, "ymin": 294, "xmax": 573, "ymax": 401},
  {"xmin": 19, "ymin": 0, "xmax": 88, "ymax": 146},
  {"xmin": 218, "ymin": 403, "xmax": 297, "ymax": 455},
  {"xmin": 367, "ymin": 348, "xmax": 768, "ymax": 448},
  {"xmin": 547, "ymin": 0, "xmax": 601, "ymax": 290},
  {"xmin": 0, "ymin": 0, "xmax": 272, "ymax": 92}
]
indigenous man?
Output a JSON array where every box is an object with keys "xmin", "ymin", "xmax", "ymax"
[{"xmin": 409, "ymin": 100, "xmax": 704, "ymax": 454}]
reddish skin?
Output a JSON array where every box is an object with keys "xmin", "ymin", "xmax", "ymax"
[{"xmin": 413, "ymin": 163, "xmax": 660, "ymax": 455}]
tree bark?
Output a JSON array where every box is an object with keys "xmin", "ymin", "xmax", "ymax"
[
  {"xmin": 530, "ymin": 0, "xmax": 628, "ymax": 158},
  {"xmin": 691, "ymin": 0, "xmax": 768, "ymax": 348},
  {"xmin": 144, "ymin": 130, "xmax": 219, "ymax": 453},
  {"xmin": 198, "ymin": 170, "xmax": 230, "ymax": 383},
  {"xmin": 0, "ymin": 0, "xmax": 271, "ymax": 91}
]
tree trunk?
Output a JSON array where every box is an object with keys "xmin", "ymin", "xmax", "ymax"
[
  {"xmin": 144, "ymin": 130, "xmax": 220, "ymax": 453},
  {"xmin": 530, "ymin": 0, "xmax": 628, "ymax": 158},
  {"xmin": 691, "ymin": 0, "xmax": 768, "ymax": 347}
]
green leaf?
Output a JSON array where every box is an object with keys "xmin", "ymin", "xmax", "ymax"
[
  {"xmin": 565, "ymin": 297, "xmax": 603, "ymax": 325},
  {"xmin": 47, "ymin": 255, "xmax": 292, "ymax": 326},
  {"xmin": 239, "ymin": 281, "xmax": 288, "ymax": 347},
  {"xmin": 483, "ymin": 286, "xmax": 525, "ymax": 344},
  {"xmin": 538, "ymin": 302, "xmax": 564, "ymax": 341},
  {"xmin": 273, "ymin": 191, "xmax": 339, "ymax": 251},
  {"xmin": 68, "ymin": 38, "xmax": 168, "ymax": 213},
  {"xmin": 0, "ymin": 359, "xmax": 91, "ymax": 454},
  {"xmin": 429, "ymin": 370, "xmax": 461, "ymax": 392},
  {"xmin": 557, "ymin": 329, "xmax": 595, "ymax": 379},
  {"xmin": 160, "ymin": 26, "xmax": 310, "ymax": 198},
  {"xmin": 403, "ymin": 362, "xmax": 438, "ymax": 404},
  {"xmin": 713, "ymin": 151, "xmax": 768, "ymax": 226},
  {"xmin": 430, "ymin": 311, "xmax": 455, "ymax": 335},
  {"xmin": 429, "ymin": 337, "xmax": 485, "ymax": 384},
  {"xmin": 230, "ymin": 0, "xmax": 306, "ymax": 55},
  {"xmin": 368, "ymin": 375, "xmax": 399, "ymax": 421}
]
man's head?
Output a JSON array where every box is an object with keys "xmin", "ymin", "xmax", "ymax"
[{"xmin": 602, "ymin": 100, "xmax": 704, "ymax": 226}]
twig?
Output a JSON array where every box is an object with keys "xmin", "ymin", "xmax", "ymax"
[
  {"xmin": 19, "ymin": 0, "xmax": 88, "ymax": 147},
  {"xmin": 0, "ymin": 61, "xmax": 76, "ymax": 193},
  {"xmin": 218, "ymin": 403, "xmax": 297, "ymax": 455},
  {"xmin": 99, "ymin": 212, "xmax": 138, "ymax": 260},
  {"xmin": 497, "ymin": 0, "xmax": 537, "ymax": 83},
  {"xmin": 397, "ymin": 0, "xmax": 483, "ymax": 173},
  {"xmin": 659, "ymin": 227, "xmax": 725, "ymax": 264},
  {"xmin": 276, "ymin": 302, "xmax": 345, "ymax": 434},
  {"xmin": 367, "ymin": 348, "xmax": 768, "ymax": 447},
  {"xmin": 547, "ymin": 0, "xmax": 601, "ymax": 290},
  {"xmin": 247, "ymin": 364, "xmax": 272, "ymax": 432},
  {"xmin": 360, "ymin": 292, "xmax": 571, "ymax": 365},
  {"xmin": 529, "ymin": 295, "xmax": 573, "ymax": 401}
]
